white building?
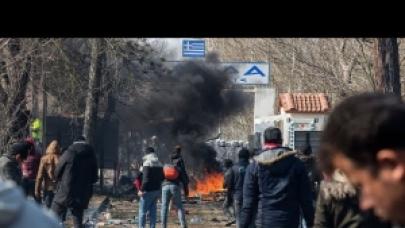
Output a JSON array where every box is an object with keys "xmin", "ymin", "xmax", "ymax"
[{"xmin": 254, "ymin": 93, "xmax": 330, "ymax": 153}]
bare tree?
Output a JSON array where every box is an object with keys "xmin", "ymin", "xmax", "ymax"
[
  {"xmin": 0, "ymin": 37, "xmax": 170, "ymax": 160},
  {"xmin": 0, "ymin": 39, "xmax": 34, "ymax": 151},
  {"xmin": 83, "ymin": 38, "xmax": 106, "ymax": 146},
  {"xmin": 207, "ymin": 38, "xmax": 384, "ymax": 101},
  {"xmin": 374, "ymin": 38, "xmax": 401, "ymax": 97}
]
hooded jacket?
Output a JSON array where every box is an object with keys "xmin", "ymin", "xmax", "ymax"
[
  {"xmin": 53, "ymin": 140, "xmax": 98, "ymax": 208},
  {"xmin": 140, "ymin": 153, "xmax": 164, "ymax": 192},
  {"xmin": 239, "ymin": 147, "xmax": 315, "ymax": 228},
  {"xmin": 0, "ymin": 180, "xmax": 61, "ymax": 228},
  {"xmin": 35, "ymin": 141, "xmax": 61, "ymax": 196},
  {"xmin": 314, "ymin": 171, "xmax": 392, "ymax": 228}
]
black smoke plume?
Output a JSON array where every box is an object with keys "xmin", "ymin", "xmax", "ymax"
[{"xmin": 126, "ymin": 54, "xmax": 247, "ymax": 176}]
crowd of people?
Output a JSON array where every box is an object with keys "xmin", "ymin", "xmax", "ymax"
[
  {"xmin": 133, "ymin": 145, "xmax": 190, "ymax": 228},
  {"xmin": 218, "ymin": 93, "xmax": 405, "ymax": 228},
  {"xmin": 0, "ymin": 135, "xmax": 98, "ymax": 228},
  {"xmin": 2, "ymin": 92, "xmax": 405, "ymax": 228}
]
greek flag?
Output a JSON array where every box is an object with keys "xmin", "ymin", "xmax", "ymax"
[{"xmin": 182, "ymin": 40, "xmax": 205, "ymax": 57}]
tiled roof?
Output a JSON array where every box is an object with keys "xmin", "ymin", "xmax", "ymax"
[{"xmin": 279, "ymin": 93, "xmax": 329, "ymax": 113}]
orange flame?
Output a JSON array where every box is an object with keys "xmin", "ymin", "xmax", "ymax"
[{"xmin": 189, "ymin": 172, "xmax": 224, "ymax": 197}]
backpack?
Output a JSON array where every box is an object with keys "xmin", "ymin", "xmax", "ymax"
[{"xmin": 163, "ymin": 164, "xmax": 179, "ymax": 181}]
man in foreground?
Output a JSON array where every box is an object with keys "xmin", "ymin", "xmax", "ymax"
[{"xmin": 319, "ymin": 93, "xmax": 405, "ymax": 226}]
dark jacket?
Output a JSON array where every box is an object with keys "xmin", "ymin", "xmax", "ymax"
[
  {"xmin": 296, "ymin": 152, "xmax": 321, "ymax": 195},
  {"xmin": 162, "ymin": 154, "xmax": 189, "ymax": 194},
  {"xmin": 231, "ymin": 159, "xmax": 249, "ymax": 203},
  {"xmin": 223, "ymin": 167, "xmax": 234, "ymax": 202},
  {"xmin": 223, "ymin": 167, "xmax": 233, "ymax": 190},
  {"xmin": 240, "ymin": 147, "xmax": 315, "ymax": 228},
  {"xmin": 53, "ymin": 140, "xmax": 98, "ymax": 208},
  {"xmin": 141, "ymin": 153, "xmax": 164, "ymax": 192},
  {"xmin": 0, "ymin": 155, "xmax": 22, "ymax": 186},
  {"xmin": 314, "ymin": 175, "xmax": 392, "ymax": 228}
]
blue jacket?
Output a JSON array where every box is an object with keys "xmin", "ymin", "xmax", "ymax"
[{"xmin": 240, "ymin": 147, "xmax": 315, "ymax": 228}]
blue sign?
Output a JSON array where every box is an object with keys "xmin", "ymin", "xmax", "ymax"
[
  {"xmin": 243, "ymin": 65, "xmax": 265, "ymax": 77},
  {"xmin": 182, "ymin": 40, "xmax": 205, "ymax": 57}
]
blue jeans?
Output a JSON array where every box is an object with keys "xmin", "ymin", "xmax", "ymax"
[
  {"xmin": 161, "ymin": 184, "xmax": 187, "ymax": 228},
  {"xmin": 139, "ymin": 190, "xmax": 161, "ymax": 228}
]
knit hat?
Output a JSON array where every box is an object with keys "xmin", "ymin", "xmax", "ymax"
[{"xmin": 263, "ymin": 127, "xmax": 282, "ymax": 144}]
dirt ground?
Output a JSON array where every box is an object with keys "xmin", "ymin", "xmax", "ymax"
[
  {"xmin": 63, "ymin": 194, "xmax": 235, "ymax": 227},
  {"xmin": 63, "ymin": 195, "xmax": 106, "ymax": 227}
]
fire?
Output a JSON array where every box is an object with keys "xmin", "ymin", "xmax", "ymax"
[{"xmin": 189, "ymin": 172, "xmax": 224, "ymax": 197}]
